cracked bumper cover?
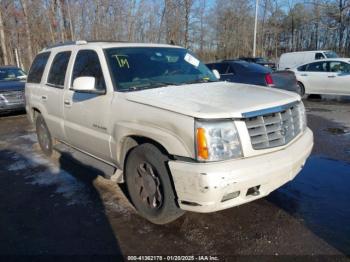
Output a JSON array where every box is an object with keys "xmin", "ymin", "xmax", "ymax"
[{"xmin": 168, "ymin": 128, "xmax": 313, "ymax": 213}]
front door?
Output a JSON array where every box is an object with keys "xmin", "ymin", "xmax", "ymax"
[{"xmin": 63, "ymin": 49, "xmax": 113, "ymax": 162}]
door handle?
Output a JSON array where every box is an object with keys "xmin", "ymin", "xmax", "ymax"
[
  {"xmin": 41, "ymin": 95, "xmax": 48, "ymax": 101},
  {"xmin": 328, "ymin": 75, "xmax": 336, "ymax": 78},
  {"xmin": 301, "ymin": 74, "xmax": 308, "ymax": 76},
  {"xmin": 64, "ymin": 100, "xmax": 72, "ymax": 106}
]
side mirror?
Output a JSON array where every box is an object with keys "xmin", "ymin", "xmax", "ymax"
[
  {"xmin": 212, "ymin": 69, "xmax": 220, "ymax": 80},
  {"xmin": 72, "ymin": 76, "xmax": 103, "ymax": 94}
]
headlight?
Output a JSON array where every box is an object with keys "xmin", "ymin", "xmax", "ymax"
[
  {"xmin": 195, "ymin": 120, "xmax": 242, "ymax": 161},
  {"xmin": 298, "ymin": 102, "xmax": 307, "ymax": 131}
]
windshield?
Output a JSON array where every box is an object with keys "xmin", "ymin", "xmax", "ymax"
[
  {"xmin": 105, "ymin": 47, "xmax": 217, "ymax": 91},
  {"xmin": 324, "ymin": 51, "xmax": 338, "ymax": 58},
  {"xmin": 0, "ymin": 68, "xmax": 27, "ymax": 81}
]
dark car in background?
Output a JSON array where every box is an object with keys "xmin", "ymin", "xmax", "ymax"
[
  {"xmin": 207, "ymin": 60, "xmax": 300, "ymax": 95},
  {"xmin": 0, "ymin": 66, "xmax": 27, "ymax": 113},
  {"xmin": 239, "ymin": 57, "xmax": 276, "ymax": 71}
]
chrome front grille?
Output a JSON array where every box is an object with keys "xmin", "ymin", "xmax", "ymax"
[
  {"xmin": 245, "ymin": 103, "xmax": 302, "ymax": 150},
  {"xmin": 0, "ymin": 90, "xmax": 24, "ymax": 105}
]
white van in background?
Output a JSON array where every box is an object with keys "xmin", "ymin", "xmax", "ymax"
[{"xmin": 278, "ymin": 50, "xmax": 338, "ymax": 70}]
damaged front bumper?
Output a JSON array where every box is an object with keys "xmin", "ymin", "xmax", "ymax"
[{"xmin": 169, "ymin": 128, "xmax": 313, "ymax": 213}]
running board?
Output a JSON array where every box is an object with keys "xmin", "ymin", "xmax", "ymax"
[{"xmin": 54, "ymin": 143, "xmax": 118, "ymax": 180}]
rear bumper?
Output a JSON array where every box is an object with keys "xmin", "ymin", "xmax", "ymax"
[
  {"xmin": 273, "ymin": 83, "xmax": 299, "ymax": 94},
  {"xmin": 169, "ymin": 128, "xmax": 313, "ymax": 213}
]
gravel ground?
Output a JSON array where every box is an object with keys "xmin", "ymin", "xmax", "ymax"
[{"xmin": 0, "ymin": 97, "xmax": 349, "ymax": 260}]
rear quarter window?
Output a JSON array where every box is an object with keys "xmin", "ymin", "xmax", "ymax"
[
  {"xmin": 27, "ymin": 52, "xmax": 51, "ymax": 83},
  {"xmin": 206, "ymin": 63, "xmax": 230, "ymax": 74},
  {"xmin": 297, "ymin": 65, "xmax": 307, "ymax": 71},
  {"xmin": 211, "ymin": 63, "xmax": 229, "ymax": 75}
]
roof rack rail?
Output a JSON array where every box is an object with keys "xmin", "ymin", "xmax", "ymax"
[
  {"xmin": 44, "ymin": 40, "xmax": 87, "ymax": 50},
  {"xmin": 44, "ymin": 40, "xmax": 131, "ymax": 50},
  {"xmin": 86, "ymin": 40, "xmax": 129, "ymax": 43}
]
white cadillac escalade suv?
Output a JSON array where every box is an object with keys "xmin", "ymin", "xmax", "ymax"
[{"xmin": 25, "ymin": 41, "xmax": 313, "ymax": 224}]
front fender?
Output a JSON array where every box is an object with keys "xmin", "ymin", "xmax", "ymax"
[{"xmin": 110, "ymin": 119, "xmax": 194, "ymax": 168}]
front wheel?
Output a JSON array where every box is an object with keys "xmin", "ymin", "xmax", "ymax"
[{"xmin": 125, "ymin": 143, "xmax": 184, "ymax": 224}]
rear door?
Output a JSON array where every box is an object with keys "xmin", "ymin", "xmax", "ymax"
[
  {"xmin": 42, "ymin": 50, "xmax": 71, "ymax": 141},
  {"xmin": 63, "ymin": 48, "xmax": 113, "ymax": 162},
  {"xmin": 26, "ymin": 52, "xmax": 51, "ymax": 114},
  {"xmin": 327, "ymin": 61, "xmax": 350, "ymax": 95}
]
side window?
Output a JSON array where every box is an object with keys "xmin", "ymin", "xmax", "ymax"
[
  {"xmin": 329, "ymin": 61, "xmax": 350, "ymax": 73},
  {"xmin": 27, "ymin": 52, "xmax": 51, "ymax": 83},
  {"xmin": 297, "ymin": 64, "xmax": 307, "ymax": 71},
  {"xmin": 306, "ymin": 62, "xmax": 328, "ymax": 72},
  {"xmin": 315, "ymin": 53, "xmax": 325, "ymax": 60},
  {"xmin": 226, "ymin": 64, "xmax": 235, "ymax": 74},
  {"xmin": 72, "ymin": 50, "xmax": 106, "ymax": 90},
  {"xmin": 208, "ymin": 63, "xmax": 229, "ymax": 74},
  {"xmin": 47, "ymin": 51, "xmax": 71, "ymax": 87}
]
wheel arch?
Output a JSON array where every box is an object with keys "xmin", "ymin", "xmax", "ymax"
[
  {"xmin": 297, "ymin": 81, "xmax": 306, "ymax": 95},
  {"xmin": 119, "ymin": 135, "xmax": 171, "ymax": 172},
  {"xmin": 112, "ymin": 121, "xmax": 193, "ymax": 170},
  {"xmin": 29, "ymin": 104, "xmax": 47, "ymax": 123},
  {"xmin": 32, "ymin": 107, "xmax": 41, "ymax": 117}
]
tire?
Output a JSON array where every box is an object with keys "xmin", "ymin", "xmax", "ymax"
[
  {"xmin": 297, "ymin": 81, "xmax": 305, "ymax": 98},
  {"xmin": 125, "ymin": 143, "xmax": 184, "ymax": 224},
  {"xmin": 35, "ymin": 113, "xmax": 54, "ymax": 157}
]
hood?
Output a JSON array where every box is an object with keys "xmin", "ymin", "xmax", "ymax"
[
  {"xmin": 124, "ymin": 81, "xmax": 300, "ymax": 119},
  {"xmin": 0, "ymin": 80, "xmax": 25, "ymax": 91}
]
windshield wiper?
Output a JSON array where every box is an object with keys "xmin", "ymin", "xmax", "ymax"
[
  {"xmin": 124, "ymin": 78, "xmax": 216, "ymax": 92},
  {"xmin": 149, "ymin": 81, "xmax": 178, "ymax": 87},
  {"xmin": 127, "ymin": 81, "xmax": 178, "ymax": 91},
  {"xmin": 183, "ymin": 78, "xmax": 218, "ymax": 85}
]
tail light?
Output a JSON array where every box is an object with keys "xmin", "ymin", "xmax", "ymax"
[{"xmin": 265, "ymin": 73, "xmax": 274, "ymax": 87}]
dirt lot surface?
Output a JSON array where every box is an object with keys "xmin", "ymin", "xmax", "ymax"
[{"xmin": 0, "ymin": 97, "xmax": 349, "ymax": 260}]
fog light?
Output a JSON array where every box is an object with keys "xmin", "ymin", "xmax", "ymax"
[
  {"xmin": 221, "ymin": 191, "xmax": 240, "ymax": 202},
  {"xmin": 246, "ymin": 186, "xmax": 260, "ymax": 196}
]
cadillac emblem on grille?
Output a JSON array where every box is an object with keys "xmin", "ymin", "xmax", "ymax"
[{"xmin": 281, "ymin": 125, "xmax": 289, "ymax": 136}]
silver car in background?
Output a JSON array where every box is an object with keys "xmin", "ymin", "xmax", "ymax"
[{"xmin": 0, "ymin": 66, "xmax": 26, "ymax": 113}]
